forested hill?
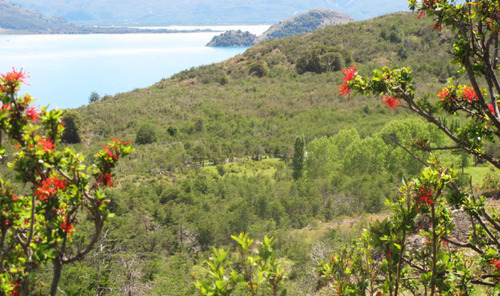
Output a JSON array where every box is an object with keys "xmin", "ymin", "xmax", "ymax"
[
  {"xmin": 53, "ymin": 12, "xmax": 470, "ymax": 295},
  {"xmin": 258, "ymin": 9, "xmax": 354, "ymax": 41},
  {"xmin": 79, "ymin": 11, "xmax": 457, "ymax": 154}
]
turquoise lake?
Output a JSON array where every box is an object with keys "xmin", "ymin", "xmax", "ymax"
[{"xmin": 0, "ymin": 25, "xmax": 269, "ymax": 109}]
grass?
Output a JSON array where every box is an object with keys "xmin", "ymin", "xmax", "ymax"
[
  {"xmin": 464, "ymin": 165, "xmax": 491, "ymax": 185},
  {"xmin": 203, "ymin": 157, "xmax": 282, "ymax": 178}
]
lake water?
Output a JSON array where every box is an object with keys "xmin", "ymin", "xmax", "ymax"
[{"xmin": 0, "ymin": 25, "xmax": 269, "ymax": 109}]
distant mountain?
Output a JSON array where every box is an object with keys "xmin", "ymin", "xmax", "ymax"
[
  {"xmin": 258, "ymin": 9, "xmax": 354, "ymax": 42},
  {"xmin": 0, "ymin": 0, "xmax": 80, "ymax": 33},
  {"xmin": 0, "ymin": 0, "xmax": 217, "ymax": 34},
  {"xmin": 7, "ymin": 0, "xmax": 410, "ymax": 26}
]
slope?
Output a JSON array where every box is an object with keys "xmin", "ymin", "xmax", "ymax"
[{"xmin": 45, "ymin": 12, "xmax": 470, "ymax": 295}]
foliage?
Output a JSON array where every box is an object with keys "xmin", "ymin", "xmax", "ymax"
[
  {"xmin": 195, "ymin": 233, "xmax": 286, "ymax": 296},
  {"xmin": 88, "ymin": 91, "xmax": 100, "ymax": 103},
  {"xmin": 248, "ymin": 60, "xmax": 270, "ymax": 77},
  {"xmin": 0, "ymin": 68, "xmax": 133, "ymax": 295},
  {"xmin": 296, "ymin": 44, "xmax": 352, "ymax": 74},
  {"xmin": 292, "ymin": 135, "xmax": 305, "ymax": 180},
  {"xmin": 35, "ymin": 9, "xmax": 500, "ymax": 295},
  {"xmin": 326, "ymin": 0, "xmax": 500, "ymax": 294},
  {"xmin": 207, "ymin": 30, "xmax": 257, "ymax": 47},
  {"xmin": 135, "ymin": 123, "xmax": 158, "ymax": 145},
  {"xmin": 61, "ymin": 109, "xmax": 83, "ymax": 143}
]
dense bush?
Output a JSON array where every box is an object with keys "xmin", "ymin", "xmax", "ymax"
[
  {"xmin": 61, "ymin": 109, "xmax": 83, "ymax": 143},
  {"xmin": 135, "ymin": 123, "xmax": 158, "ymax": 144}
]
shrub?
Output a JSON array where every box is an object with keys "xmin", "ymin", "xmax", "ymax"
[{"xmin": 135, "ymin": 123, "xmax": 158, "ymax": 144}]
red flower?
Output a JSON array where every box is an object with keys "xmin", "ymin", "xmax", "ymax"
[
  {"xmin": 338, "ymin": 65, "xmax": 358, "ymax": 100},
  {"xmin": 488, "ymin": 104, "xmax": 494, "ymax": 113},
  {"xmin": 492, "ymin": 259, "xmax": 500, "ymax": 271},
  {"xmin": 111, "ymin": 136, "xmax": 133, "ymax": 145},
  {"xmin": 431, "ymin": 22, "xmax": 441, "ymax": 31},
  {"xmin": 341, "ymin": 65, "xmax": 358, "ymax": 82},
  {"xmin": 99, "ymin": 173, "xmax": 114, "ymax": 187},
  {"xmin": 338, "ymin": 81, "xmax": 351, "ymax": 99},
  {"xmin": 35, "ymin": 175, "xmax": 66, "ymax": 201},
  {"xmin": 381, "ymin": 95, "xmax": 400, "ymax": 110},
  {"xmin": 414, "ymin": 187, "xmax": 434, "ymax": 206},
  {"xmin": 387, "ymin": 251, "xmax": 392, "ymax": 258},
  {"xmin": 461, "ymin": 85, "xmax": 478, "ymax": 102},
  {"xmin": 26, "ymin": 105, "xmax": 41, "ymax": 122},
  {"xmin": 1, "ymin": 103, "xmax": 11, "ymax": 112},
  {"xmin": 101, "ymin": 144, "xmax": 118, "ymax": 160},
  {"xmin": 437, "ymin": 87, "xmax": 452, "ymax": 101},
  {"xmin": 61, "ymin": 218, "xmax": 74, "ymax": 235},
  {"xmin": 0, "ymin": 68, "xmax": 30, "ymax": 85},
  {"xmin": 38, "ymin": 137, "xmax": 54, "ymax": 152}
]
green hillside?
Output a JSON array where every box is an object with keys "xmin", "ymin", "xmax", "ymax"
[{"xmin": 31, "ymin": 12, "xmax": 485, "ymax": 295}]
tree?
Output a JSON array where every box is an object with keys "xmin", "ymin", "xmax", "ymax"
[
  {"xmin": 326, "ymin": 0, "xmax": 500, "ymax": 294},
  {"xmin": 292, "ymin": 135, "xmax": 305, "ymax": 180},
  {"xmin": 0, "ymin": 69, "xmax": 133, "ymax": 295},
  {"xmin": 61, "ymin": 110, "xmax": 83, "ymax": 144},
  {"xmin": 89, "ymin": 91, "xmax": 100, "ymax": 103}
]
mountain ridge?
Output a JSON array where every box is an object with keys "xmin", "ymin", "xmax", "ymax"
[{"xmin": 7, "ymin": 0, "xmax": 409, "ymax": 26}]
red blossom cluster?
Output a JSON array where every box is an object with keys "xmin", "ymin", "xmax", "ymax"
[
  {"xmin": 338, "ymin": 65, "xmax": 358, "ymax": 100},
  {"xmin": 461, "ymin": 85, "xmax": 478, "ymax": 102},
  {"xmin": 99, "ymin": 173, "xmax": 114, "ymax": 187},
  {"xmin": 25, "ymin": 105, "xmax": 41, "ymax": 122},
  {"xmin": 488, "ymin": 104, "xmax": 499, "ymax": 114},
  {"xmin": 38, "ymin": 137, "xmax": 54, "ymax": 152},
  {"xmin": 492, "ymin": 259, "xmax": 500, "ymax": 272},
  {"xmin": 111, "ymin": 136, "xmax": 133, "ymax": 145},
  {"xmin": 414, "ymin": 187, "xmax": 434, "ymax": 206},
  {"xmin": 10, "ymin": 282, "xmax": 19, "ymax": 295},
  {"xmin": 60, "ymin": 218, "xmax": 74, "ymax": 235},
  {"xmin": 101, "ymin": 144, "xmax": 118, "ymax": 160},
  {"xmin": 381, "ymin": 95, "xmax": 401, "ymax": 110},
  {"xmin": 35, "ymin": 175, "xmax": 66, "ymax": 201},
  {"xmin": 0, "ymin": 68, "xmax": 30, "ymax": 86},
  {"xmin": 437, "ymin": 86, "xmax": 454, "ymax": 101}
]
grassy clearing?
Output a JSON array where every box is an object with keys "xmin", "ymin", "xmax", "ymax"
[
  {"xmin": 204, "ymin": 157, "xmax": 283, "ymax": 178},
  {"xmin": 464, "ymin": 165, "xmax": 490, "ymax": 185}
]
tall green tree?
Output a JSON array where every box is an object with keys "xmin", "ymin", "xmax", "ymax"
[
  {"xmin": 61, "ymin": 110, "xmax": 83, "ymax": 144},
  {"xmin": 292, "ymin": 135, "xmax": 305, "ymax": 180}
]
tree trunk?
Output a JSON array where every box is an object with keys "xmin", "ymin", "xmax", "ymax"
[{"xmin": 50, "ymin": 257, "xmax": 63, "ymax": 296}]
